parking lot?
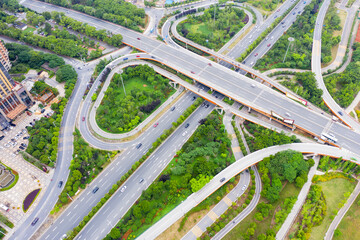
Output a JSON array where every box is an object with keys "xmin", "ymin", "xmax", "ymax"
[{"xmin": 0, "ymin": 111, "xmax": 52, "ymax": 231}]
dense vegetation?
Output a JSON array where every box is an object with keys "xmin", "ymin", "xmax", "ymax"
[
  {"xmin": 12, "ymin": 44, "xmax": 78, "ymax": 167},
  {"xmin": 318, "ymin": 156, "xmax": 360, "ymax": 175},
  {"xmin": 177, "ymin": 6, "xmax": 247, "ymax": 50},
  {"xmin": 280, "ymin": 72, "xmax": 325, "ymax": 109},
  {"xmin": 255, "ymin": 0, "xmax": 325, "ymax": 70},
  {"xmin": 240, "ymin": 0, "xmax": 285, "ymax": 12},
  {"xmin": 321, "ymin": 0, "xmax": 341, "ymax": 64},
  {"xmin": 6, "ymin": 42, "xmax": 65, "ymax": 74},
  {"xmin": 42, "ymin": 11, "xmax": 123, "ymax": 47},
  {"xmin": 324, "ymin": 43, "xmax": 360, "ymax": 107},
  {"xmin": 244, "ymin": 122, "xmax": 300, "ymax": 152},
  {"xmin": 290, "ymin": 185, "xmax": 326, "ymax": 239},
  {"xmin": 37, "ymin": 0, "xmax": 145, "ymax": 31},
  {"xmin": 96, "ymin": 65, "xmax": 174, "ymax": 133},
  {"xmin": 105, "ymin": 112, "xmax": 235, "ymax": 239},
  {"xmin": 259, "ymin": 150, "xmax": 311, "ymax": 203},
  {"xmin": 54, "ymin": 129, "xmax": 116, "ymax": 210},
  {"xmin": 227, "ymin": 150, "xmax": 312, "ymax": 240}
]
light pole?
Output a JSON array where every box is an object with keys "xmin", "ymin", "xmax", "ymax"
[
  {"xmin": 283, "ymin": 37, "xmax": 294, "ymax": 63},
  {"xmin": 119, "ymin": 70, "xmax": 126, "ymax": 96}
]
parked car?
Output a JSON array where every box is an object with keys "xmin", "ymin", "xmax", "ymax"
[
  {"xmin": 23, "ymin": 136, "xmax": 30, "ymax": 140},
  {"xmin": 0, "ymin": 135, "xmax": 4, "ymax": 141}
]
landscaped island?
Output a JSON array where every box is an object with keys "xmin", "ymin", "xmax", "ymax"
[
  {"xmin": 177, "ymin": 6, "xmax": 248, "ymax": 51},
  {"xmin": 96, "ymin": 65, "xmax": 175, "ymax": 133}
]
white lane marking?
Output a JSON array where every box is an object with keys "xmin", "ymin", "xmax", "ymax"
[
  {"xmin": 66, "ymin": 212, "xmax": 71, "ymax": 216},
  {"xmin": 80, "ymin": 198, "xmax": 84, "ymax": 202},
  {"xmin": 99, "ymin": 179, "xmax": 103, "ymax": 183},
  {"xmin": 105, "ymin": 172, "xmax": 109, "ymax": 177},
  {"xmin": 87, "ymin": 191, "xmax": 90, "ymax": 195},
  {"xmin": 60, "ymin": 219, "xmax": 64, "ymax": 224},
  {"xmin": 45, "ymin": 235, "xmax": 50, "ymax": 239},
  {"xmin": 116, "ymin": 162, "xmax": 120, "ymax": 165},
  {"xmin": 111, "ymin": 167, "xmax": 114, "ymax": 171},
  {"xmin": 52, "ymin": 226, "xmax": 57, "ymax": 231},
  {"xmin": 74, "ymin": 204, "xmax": 78, "ymax": 209}
]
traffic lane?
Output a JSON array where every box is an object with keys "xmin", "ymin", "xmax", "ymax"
[
  {"xmin": 77, "ymin": 104, "xmax": 214, "ymax": 240},
  {"xmin": 43, "ymin": 92, "xmax": 199, "ymax": 239},
  {"xmin": 329, "ymin": 123, "xmax": 360, "ymax": 150}
]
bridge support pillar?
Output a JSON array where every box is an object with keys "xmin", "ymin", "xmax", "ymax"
[
  {"xmin": 291, "ymin": 125, "xmax": 296, "ymax": 131},
  {"xmin": 169, "ymin": 81, "xmax": 178, "ymax": 89}
]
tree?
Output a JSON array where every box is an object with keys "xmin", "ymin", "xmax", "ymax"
[
  {"xmin": 56, "ymin": 64, "xmax": 78, "ymax": 83},
  {"xmin": 110, "ymin": 228, "xmax": 121, "ymax": 239},
  {"xmin": 190, "ymin": 174, "xmax": 212, "ymax": 192}
]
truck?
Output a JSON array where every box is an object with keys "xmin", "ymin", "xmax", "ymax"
[{"xmin": 0, "ymin": 204, "xmax": 9, "ymax": 212}]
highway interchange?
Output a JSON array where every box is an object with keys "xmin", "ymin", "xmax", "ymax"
[{"xmin": 7, "ymin": 0, "xmax": 360, "ymax": 239}]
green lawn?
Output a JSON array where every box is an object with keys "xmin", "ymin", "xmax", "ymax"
[
  {"xmin": 223, "ymin": 182, "xmax": 300, "ymax": 240},
  {"xmin": 23, "ymin": 27, "xmax": 35, "ymax": 34},
  {"xmin": 334, "ymin": 191, "xmax": 360, "ymax": 240},
  {"xmin": 309, "ymin": 178, "xmax": 356, "ymax": 240}
]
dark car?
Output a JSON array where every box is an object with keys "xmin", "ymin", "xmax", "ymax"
[
  {"xmin": 0, "ymin": 135, "xmax": 4, "ymax": 141},
  {"xmin": 136, "ymin": 143, "xmax": 142, "ymax": 149},
  {"xmin": 41, "ymin": 109, "xmax": 45, "ymax": 114},
  {"xmin": 31, "ymin": 217, "xmax": 39, "ymax": 226},
  {"xmin": 92, "ymin": 187, "xmax": 99, "ymax": 193},
  {"xmin": 19, "ymin": 146, "xmax": 25, "ymax": 150},
  {"xmin": 23, "ymin": 136, "xmax": 30, "ymax": 140},
  {"xmin": 82, "ymin": 117, "xmax": 85, "ymax": 121},
  {"xmin": 170, "ymin": 106, "xmax": 176, "ymax": 111},
  {"xmin": 205, "ymin": 104, "xmax": 209, "ymax": 108},
  {"xmin": 137, "ymin": 37, "xmax": 141, "ymax": 40},
  {"xmin": 139, "ymin": 178, "xmax": 144, "ymax": 183},
  {"xmin": 192, "ymin": 96, "xmax": 196, "ymax": 101},
  {"xmin": 58, "ymin": 181, "xmax": 63, "ymax": 188},
  {"xmin": 220, "ymin": 177, "xmax": 226, "ymax": 182},
  {"xmin": 185, "ymin": 123, "xmax": 190, "ymax": 128},
  {"xmin": 10, "ymin": 123, "xmax": 16, "ymax": 127},
  {"xmin": 21, "ymin": 143, "xmax": 27, "ymax": 147},
  {"xmin": 338, "ymin": 111, "xmax": 343, "ymax": 116}
]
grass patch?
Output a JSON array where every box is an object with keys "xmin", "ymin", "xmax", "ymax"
[
  {"xmin": 334, "ymin": 192, "xmax": 360, "ymax": 239},
  {"xmin": 23, "ymin": 27, "xmax": 35, "ymax": 34},
  {"xmin": 223, "ymin": 182, "xmax": 300, "ymax": 240},
  {"xmin": 309, "ymin": 178, "xmax": 356, "ymax": 240}
]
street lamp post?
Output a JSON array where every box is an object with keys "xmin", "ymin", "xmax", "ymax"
[
  {"xmin": 119, "ymin": 70, "xmax": 126, "ymax": 96},
  {"xmin": 283, "ymin": 37, "xmax": 294, "ymax": 63}
]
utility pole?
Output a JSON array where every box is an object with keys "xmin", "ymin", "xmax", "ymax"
[{"xmin": 120, "ymin": 71, "xmax": 126, "ymax": 96}]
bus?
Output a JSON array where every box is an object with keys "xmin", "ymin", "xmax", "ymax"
[{"xmin": 321, "ymin": 132, "xmax": 338, "ymax": 143}]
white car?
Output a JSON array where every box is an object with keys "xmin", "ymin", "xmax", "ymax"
[
  {"xmin": 182, "ymin": 131, "xmax": 187, "ymax": 137},
  {"xmin": 4, "ymin": 144, "xmax": 9, "ymax": 148},
  {"xmin": 121, "ymin": 186, "xmax": 127, "ymax": 192},
  {"xmin": 14, "ymin": 136, "xmax": 18, "ymax": 140},
  {"xmin": 241, "ymin": 185, "xmax": 247, "ymax": 191}
]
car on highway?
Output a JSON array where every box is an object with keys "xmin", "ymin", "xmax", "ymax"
[
  {"xmin": 153, "ymin": 123, "xmax": 159, "ymax": 128},
  {"xmin": 58, "ymin": 181, "xmax": 63, "ymax": 188},
  {"xmin": 285, "ymin": 112, "xmax": 291, "ymax": 117},
  {"xmin": 304, "ymin": 1, "xmax": 306, "ymax": 3},
  {"xmin": 208, "ymin": 63, "xmax": 212, "ymax": 66},
  {"xmin": 265, "ymin": 37, "xmax": 269, "ymax": 41},
  {"xmin": 205, "ymin": 104, "xmax": 209, "ymax": 108},
  {"xmin": 250, "ymin": 62, "xmax": 254, "ymax": 66},
  {"xmin": 254, "ymin": 53, "xmax": 258, "ymax": 57},
  {"xmin": 293, "ymin": 12, "xmax": 296, "ymax": 15},
  {"xmin": 82, "ymin": 117, "xmax": 85, "ymax": 121},
  {"xmin": 170, "ymin": 106, "xmax": 175, "ymax": 111},
  {"xmin": 192, "ymin": 96, "xmax": 196, "ymax": 101},
  {"xmin": 185, "ymin": 123, "xmax": 190, "ymax": 128},
  {"xmin": 139, "ymin": 178, "xmax": 144, "ymax": 183},
  {"xmin": 136, "ymin": 143, "xmax": 142, "ymax": 149},
  {"xmin": 182, "ymin": 131, "xmax": 187, "ymax": 136},
  {"xmin": 220, "ymin": 177, "xmax": 226, "ymax": 182},
  {"xmin": 41, "ymin": 109, "xmax": 45, "ymax": 114},
  {"xmin": 251, "ymin": 84, "xmax": 256, "ymax": 88},
  {"xmin": 137, "ymin": 37, "xmax": 141, "ymax": 40},
  {"xmin": 191, "ymin": 71, "xmax": 195, "ymax": 74},
  {"xmin": 136, "ymin": 55, "xmax": 140, "ymax": 58},
  {"xmin": 267, "ymin": 43, "xmax": 271, "ymax": 47},
  {"xmin": 338, "ymin": 111, "xmax": 343, "ymax": 116},
  {"xmin": 274, "ymin": 15, "xmax": 278, "ymax": 18},
  {"xmin": 92, "ymin": 187, "xmax": 99, "ymax": 193},
  {"xmin": 241, "ymin": 185, "xmax": 247, "ymax": 191},
  {"xmin": 31, "ymin": 217, "xmax": 39, "ymax": 226},
  {"xmin": 121, "ymin": 186, "xmax": 127, "ymax": 192}
]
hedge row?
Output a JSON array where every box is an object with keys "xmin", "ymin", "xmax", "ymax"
[
  {"xmin": 65, "ymin": 97, "xmax": 204, "ymax": 239},
  {"xmin": 231, "ymin": 121, "xmax": 248, "ymax": 156},
  {"xmin": 236, "ymin": 0, "xmax": 300, "ymax": 62}
]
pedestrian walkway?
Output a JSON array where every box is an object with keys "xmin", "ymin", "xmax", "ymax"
[
  {"xmin": 276, "ymin": 155, "xmax": 320, "ymax": 239},
  {"xmin": 223, "ymin": 112, "xmax": 244, "ymax": 161}
]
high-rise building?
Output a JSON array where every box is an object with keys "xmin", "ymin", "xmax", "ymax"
[
  {"xmin": 0, "ymin": 41, "xmax": 11, "ymax": 71},
  {"xmin": 0, "ymin": 61, "xmax": 33, "ymax": 130}
]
